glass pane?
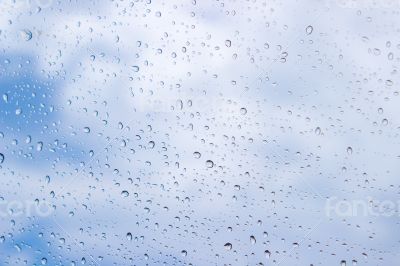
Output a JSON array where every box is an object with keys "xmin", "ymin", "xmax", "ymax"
[{"xmin": 0, "ymin": 0, "xmax": 399, "ymax": 265}]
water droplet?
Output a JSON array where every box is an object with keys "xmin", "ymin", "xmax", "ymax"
[
  {"xmin": 20, "ymin": 29, "xmax": 32, "ymax": 41},
  {"xmin": 250, "ymin": 235, "xmax": 256, "ymax": 245},
  {"xmin": 346, "ymin": 147, "xmax": 353, "ymax": 155},
  {"xmin": 224, "ymin": 243, "xmax": 232, "ymax": 250},
  {"xmin": 121, "ymin": 191, "xmax": 129, "ymax": 197},
  {"xmin": 225, "ymin": 40, "xmax": 231, "ymax": 47},
  {"xmin": 306, "ymin": 25, "xmax": 313, "ymax": 35},
  {"xmin": 148, "ymin": 141, "xmax": 155, "ymax": 149},
  {"xmin": 181, "ymin": 250, "xmax": 187, "ymax": 256},
  {"xmin": 0, "ymin": 153, "xmax": 4, "ymax": 164},
  {"xmin": 126, "ymin": 232, "xmax": 132, "ymax": 241},
  {"xmin": 37, "ymin": 142, "xmax": 43, "ymax": 151},
  {"xmin": 2, "ymin": 93, "xmax": 8, "ymax": 103},
  {"xmin": 240, "ymin": 107, "xmax": 247, "ymax": 115},
  {"xmin": 206, "ymin": 160, "xmax": 214, "ymax": 168},
  {"xmin": 176, "ymin": 99, "xmax": 183, "ymax": 110},
  {"xmin": 193, "ymin": 151, "xmax": 201, "ymax": 159}
]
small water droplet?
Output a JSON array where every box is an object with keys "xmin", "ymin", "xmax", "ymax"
[
  {"xmin": 37, "ymin": 142, "xmax": 43, "ymax": 151},
  {"xmin": 306, "ymin": 25, "xmax": 313, "ymax": 35},
  {"xmin": 2, "ymin": 93, "xmax": 8, "ymax": 103},
  {"xmin": 224, "ymin": 243, "xmax": 232, "ymax": 250},
  {"xmin": 193, "ymin": 151, "xmax": 201, "ymax": 159},
  {"xmin": 20, "ymin": 29, "xmax": 32, "ymax": 41}
]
